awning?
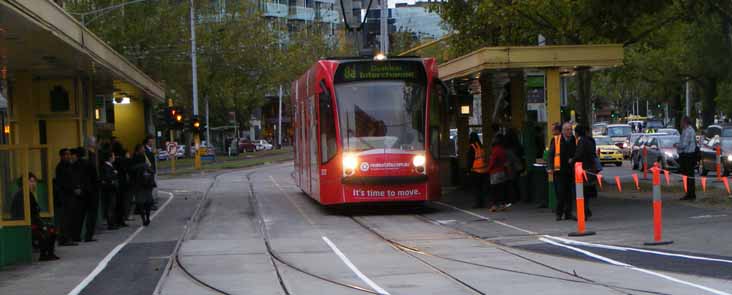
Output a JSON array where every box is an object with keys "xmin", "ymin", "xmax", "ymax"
[
  {"xmin": 439, "ymin": 44, "xmax": 624, "ymax": 81},
  {"xmin": 0, "ymin": 0, "xmax": 164, "ymax": 101}
]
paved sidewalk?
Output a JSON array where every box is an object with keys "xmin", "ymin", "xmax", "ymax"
[{"xmin": 0, "ymin": 175, "xmax": 214, "ymax": 295}]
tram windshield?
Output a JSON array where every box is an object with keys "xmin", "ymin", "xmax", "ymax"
[{"xmin": 335, "ymin": 80, "xmax": 425, "ymax": 152}]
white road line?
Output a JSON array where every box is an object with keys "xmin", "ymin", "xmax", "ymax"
[
  {"xmin": 689, "ymin": 214, "xmax": 728, "ymax": 219},
  {"xmin": 539, "ymin": 237, "xmax": 732, "ymax": 295},
  {"xmin": 321, "ymin": 236, "xmax": 391, "ymax": 295},
  {"xmin": 67, "ymin": 191, "xmax": 175, "ymax": 295},
  {"xmin": 434, "ymin": 201, "xmax": 538, "ymax": 235},
  {"xmin": 544, "ymin": 235, "xmax": 732, "ymax": 264}
]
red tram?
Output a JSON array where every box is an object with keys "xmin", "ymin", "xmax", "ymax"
[{"xmin": 292, "ymin": 57, "xmax": 444, "ymax": 205}]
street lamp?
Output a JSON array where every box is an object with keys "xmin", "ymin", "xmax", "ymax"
[{"xmin": 70, "ymin": 0, "xmax": 149, "ymax": 26}]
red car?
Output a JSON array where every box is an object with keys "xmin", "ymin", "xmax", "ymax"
[{"xmin": 238, "ymin": 139, "xmax": 256, "ymax": 152}]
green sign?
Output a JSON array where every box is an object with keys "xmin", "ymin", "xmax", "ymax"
[{"xmin": 334, "ymin": 60, "xmax": 425, "ymax": 83}]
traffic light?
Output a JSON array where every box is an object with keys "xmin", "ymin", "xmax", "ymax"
[
  {"xmin": 173, "ymin": 109, "xmax": 185, "ymax": 129},
  {"xmin": 155, "ymin": 106, "xmax": 171, "ymax": 131},
  {"xmin": 191, "ymin": 116, "xmax": 201, "ymax": 133}
]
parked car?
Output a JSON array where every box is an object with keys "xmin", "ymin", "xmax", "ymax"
[
  {"xmin": 644, "ymin": 135, "xmax": 680, "ymax": 171},
  {"xmin": 657, "ymin": 128, "xmax": 680, "ymax": 136},
  {"xmin": 607, "ymin": 124, "xmax": 632, "ymax": 149},
  {"xmin": 592, "ymin": 123, "xmax": 608, "ymax": 137},
  {"xmin": 157, "ymin": 149, "xmax": 169, "ymax": 161},
  {"xmin": 176, "ymin": 145, "xmax": 186, "ymax": 158},
  {"xmin": 703, "ymin": 125, "xmax": 723, "ymax": 144},
  {"xmin": 625, "ymin": 133, "xmax": 645, "ymax": 159},
  {"xmin": 239, "ymin": 139, "xmax": 257, "ymax": 152},
  {"xmin": 700, "ymin": 134, "xmax": 732, "ymax": 176},
  {"xmin": 631, "ymin": 133, "xmax": 669, "ymax": 170},
  {"xmin": 595, "ymin": 136, "xmax": 623, "ymax": 167},
  {"xmin": 254, "ymin": 139, "xmax": 273, "ymax": 151}
]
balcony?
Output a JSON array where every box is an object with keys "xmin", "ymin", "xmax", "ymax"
[
  {"xmin": 289, "ymin": 6, "xmax": 315, "ymax": 21},
  {"xmin": 262, "ymin": 2, "xmax": 288, "ymax": 18},
  {"xmin": 317, "ymin": 9, "xmax": 339, "ymax": 23}
]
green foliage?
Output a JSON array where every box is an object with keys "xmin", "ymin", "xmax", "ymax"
[{"xmin": 64, "ymin": 0, "xmax": 335, "ymax": 130}]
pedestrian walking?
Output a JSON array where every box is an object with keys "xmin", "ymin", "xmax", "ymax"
[
  {"xmin": 130, "ymin": 144, "xmax": 156, "ymax": 226},
  {"xmin": 677, "ymin": 117, "xmax": 697, "ymax": 201},
  {"xmin": 100, "ymin": 151, "xmax": 120, "ymax": 230},
  {"xmin": 486, "ymin": 134, "xmax": 509, "ymax": 211},
  {"xmin": 12, "ymin": 173, "xmax": 59, "ymax": 261},
  {"xmin": 548, "ymin": 122, "xmax": 577, "ymax": 221},
  {"xmin": 571, "ymin": 124, "xmax": 598, "ymax": 219},
  {"xmin": 466, "ymin": 132, "xmax": 490, "ymax": 208}
]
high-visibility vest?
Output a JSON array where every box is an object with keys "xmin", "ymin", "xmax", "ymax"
[
  {"xmin": 553, "ymin": 135, "xmax": 561, "ymax": 171},
  {"xmin": 471, "ymin": 143, "xmax": 489, "ymax": 173}
]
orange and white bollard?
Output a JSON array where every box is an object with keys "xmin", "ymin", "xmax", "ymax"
[
  {"xmin": 644, "ymin": 163, "xmax": 673, "ymax": 246},
  {"xmin": 716, "ymin": 145, "xmax": 722, "ymax": 180},
  {"xmin": 569, "ymin": 162, "xmax": 596, "ymax": 237}
]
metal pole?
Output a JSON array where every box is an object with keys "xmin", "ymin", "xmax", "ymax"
[
  {"xmin": 190, "ymin": 0, "xmax": 199, "ymax": 117},
  {"xmin": 278, "ymin": 85, "xmax": 283, "ymax": 147},
  {"xmin": 685, "ymin": 80, "xmax": 691, "ymax": 117},
  {"xmin": 646, "ymin": 100, "xmax": 649, "ymax": 117},
  {"xmin": 190, "ymin": 0, "xmax": 201, "ymax": 169},
  {"xmin": 205, "ymin": 96, "xmax": 210, "ymax": 143},
  {"xmin": 380, "ymin": 0, "xmax": 388, "ymax": 55}
]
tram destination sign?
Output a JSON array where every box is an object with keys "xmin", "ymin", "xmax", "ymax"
[{"xmin": 334, "ymin": 60, "xmax": 425, "ymax": 83}]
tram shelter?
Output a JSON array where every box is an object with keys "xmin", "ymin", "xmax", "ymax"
[
  {"xmin": 0, "ymin": 1, "xmax": 164, "ymax": 266},
  {"xmin": 435, "ymin": 44, "xmax": 623, "ymax": 184}
]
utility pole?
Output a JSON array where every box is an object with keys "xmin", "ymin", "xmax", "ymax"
[
  {"xmin": 205, "ymin": 96, "xmax": 210, "ymax": 145},
  {"xmin": 685, "ymin": 80, "xmax": 691, "ymax": 117},
  {"xmin": 167, "ymin": 98, "xmax": 176, "ymax": 174},
  {"xmin": 189, "ymin": 0, "xmax": 201, "ymax": 170},
  {"xmin": 380, "ymin": 0, "xmax": 388, "ymax": 55},
  {"xmin": 278, "ymin": 85, "xmax": 283, "ymax": 148}
]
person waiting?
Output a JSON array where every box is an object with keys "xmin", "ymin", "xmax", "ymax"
[{"xmin": 11, "ymin": 173, "xmax": 59, "ymax": 261}]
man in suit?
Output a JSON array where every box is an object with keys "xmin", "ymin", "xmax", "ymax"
[
  {"xmin": 143, "ymin": 135, "xmax": 157, "ymax": 210},
  {"xmin": 548, "ymin": 122, "xmax": 577, "ymax": 221},
  {"xmin": 54, "ymin": 148, "xmax": 77, "ymax": 246}
]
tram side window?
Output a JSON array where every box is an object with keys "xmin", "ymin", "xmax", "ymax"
[
  {"xmin": 319, "ymin": 82, "xmax": 337, "ymax": 163},
  {"xmin": 429, "ymin": 82, "xmax": 445, "ymax": 160}
]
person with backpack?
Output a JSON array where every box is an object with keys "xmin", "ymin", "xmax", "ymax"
[
  {"xmin": 466, "ymin": 132, "xmax": 490, "ymax": 208},
  {"xmin": 129, "ymin": 144, "xmax": 155, "ymax": 226}
]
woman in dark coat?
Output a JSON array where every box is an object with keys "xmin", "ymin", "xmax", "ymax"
[
  {"xmin": 129, "ymin": 144, "xmax": 155, "ymax": 226},
  {"xmin": 571, "ymin": 124, "xmax": 598, "ymax": 219}
]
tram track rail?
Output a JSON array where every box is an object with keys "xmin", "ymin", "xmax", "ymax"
[{"xmin": 246, "ymin": 171, "xmax": 383, "ymax": 295}]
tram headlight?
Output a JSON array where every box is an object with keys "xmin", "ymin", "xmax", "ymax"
[
  {"xmin": 343, "ymin": 153, "xmax": 358, "ymax": 176},
  {"xmin": 413, "ymin": 154, "xmax": 426, "ymax": 167}
]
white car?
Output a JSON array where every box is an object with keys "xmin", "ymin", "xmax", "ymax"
[{"xmin": 254, "ymin": 140, "xmax": 273, "ymax": 151}]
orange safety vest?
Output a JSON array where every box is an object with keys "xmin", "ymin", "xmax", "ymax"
[
  {"xmin": 471, "ymin": 143, "xmax": 489, "ymax": 174},
  {"xmin": 553, "ymin": 135, "xmax": 561, "ymax": 171}
]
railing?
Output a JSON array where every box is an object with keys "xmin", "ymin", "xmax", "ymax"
[
  {"xmin": 289, "ymin": 6, "xmax": 315, "ymax": 21},
  {"xmin": 262, "ymin": 2, "xmax": 288, "ymax": 18},
  {"xmin": 0, "ymin": 145, "xmax": 55, "ymax": 227}
]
